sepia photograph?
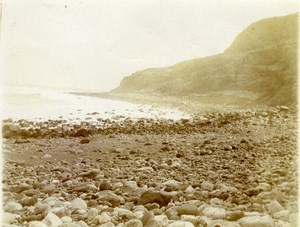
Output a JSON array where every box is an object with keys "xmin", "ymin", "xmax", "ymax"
[{"xmin": 0, "ymin": 0, "xmax": 299, "ymax": 226}]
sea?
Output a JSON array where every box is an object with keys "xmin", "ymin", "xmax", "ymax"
[{"xmin": 1, "ymin": 85, "xmax": 189, "ymax": 123}]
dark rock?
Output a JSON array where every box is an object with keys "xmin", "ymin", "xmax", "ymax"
[
  {"xmin": 80, "ymin": 138, "xmax": 90, "ymax": 144},
  {"xmin": 177, "ymin": 204, "xmax": 199, "ymax": 216},
  {"xmin": 19, "ymin": 196, "xmax": 37, "ymax": 206},
  {"xmin": 226, "ymin": 210, "xmax": 245, "ymax": 221},
  {"xmin": 73, "ymin": 129, "xmax": 89, "ymax": 137},
  {"xmin": 138, "ymin": 190, "xmax": 173, "ymax": 207}
]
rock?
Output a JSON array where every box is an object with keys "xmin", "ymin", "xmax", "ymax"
[
  {"xmin": 225, "ymin": 210, "xmax": 244, "ymax": 221},
  {"xmin": 273, "ymin": 210, "xmax": 290, "ymax": 221},
  {"xmin": 73, "ymin": 129, "xmax": 89, "ymax": 137},
  {"xmin": 154, "ymin": 215, "xmax": 169, "ymax": 226},
  {"xmin": 71, "ymin": 198, "xmax": 88, "ymax": 210},
  {"xmin": 180, "ymin": 215, "xmax": 201, "ymax": 226},
  {"xmin": 167, "ymin": 221, "xmax": 194, "ymax": 227},
  {"xmin": 22, "ymin": 214, "xmax": 44, "ymax": 222},
  {"xmin": 114, "ymin": 207, "xmax": 135, "ymax": 219},
  {"xmin": 42, "ymin": 213, "xmax": 63, "ymax": 226},
  {"xmin": 11, "ymin": 183, "xmax": 32, "ymax": 193},
  {"xmin": 87, "ymin": 208, "xmax": 98, "ymax": 221},
  {"xmin": 134, "ymin": 167, "xmax": 154, "ymax": 172},
  {"xmin": 138, "ymin": 190, "xmax": 172, "ymax": 207},
  {"xmin": 184, "ymin": 185, "xmax": 195, "ymax": 194},
  {"xmin": 45, "ymin": 207, "xmax": 71, "ymax": 218},
  {"xmin": 43, "ymin": 154, "xmax": 52, "ymax": 159},
  {"xmin": 141, "ymin": 211, "xmax": 155, "ymax": 225},
  {"xmin": 98, "ymin": 191, "xmax": 123, "ymax": 207},
  {"xmin": 239, "ymin": 215, "xmax": 274, "ymax": 227},
  {"xmin": 266, "ymin": 200, "xmax": 284, "ymax": 215},
  {"xmin": 100, "ymin": 181, "xmax": 113, "ymax": 190},
  {"xmin": 207, "ymin": 219, "xmax": 238, "ymax": 227},
  {"xmin": 80, "ymin": 138, "xmax": 90, "ymax": 144},
  {"xmin": 177, "ymin": 204, "xmax": 198, "ymax": 216},
  {"xmin": 201, "ymin": 181, "xmax": 214, "ymax": 191},
  {"xmin": 97, "ymin": 212, "xmax": 111, "ymax": 225},
  {"xmin": 41, "ymin": 185, "xmax": 56, "ymax": 195},
  {"xmin": 34, "ymin": 203, "xmax": 50, "ymax": 215},
  {"xmin": 61, "ymin": 216, "xmax": 73, "ymax": 223},
  {"xmin": 99, "ymin": 222, "xmax": 115, "ymax": 227},
  {"xmin": 144, "ymin": 218, "xmax": 160, "ymax": 227},
  {"xmin": 3, "ymin": 212, "xmax": 19, "ymax": 224},
  {"xmin": 58, "ymin": 224, "xmax": 82, "ymax": 227},
  {"xmin": 5, "ymin": 201, "xmax": 23, "ymax": 213},
  {"xmin": 124, "ymin": 219, "xmax": 143, "ymax": 227},
  {"xmin": 28, "ymin": 221, "xmax": 48, "ymax": 227},
  {"xmin": 19, "ymin": 196, "xmax": 38, "ymax": 207},
  {"xmin": 202, "ymin": 206, "xmax": 226, "ymax": 219},
  {"xmin": 79, "ymin": 169, "xmax": 101, "ymax": 179},
  {"xmin": 77, "ymin": 221, "xmax": 89, "ymax": 227}
]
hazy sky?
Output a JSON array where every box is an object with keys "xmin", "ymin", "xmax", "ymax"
[{"xmin": 2, "ymin": 0, "xmax": 298, "ymax": 92}]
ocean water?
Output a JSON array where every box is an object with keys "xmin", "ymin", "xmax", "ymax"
[{"xmin": 1, "ymin": 86, "xmax": 189, "ymax": 123}]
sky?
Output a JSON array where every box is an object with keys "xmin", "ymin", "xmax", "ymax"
[{"xmin": 1, "ymin": 0, "xmax": 299, "ymax": 92}]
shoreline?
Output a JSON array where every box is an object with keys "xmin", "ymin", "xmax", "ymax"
[{"xmin": 2, "ymin": 97, "xmax": 298, "ymax": 226}]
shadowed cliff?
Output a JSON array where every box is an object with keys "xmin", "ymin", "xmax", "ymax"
[{"xmin": 112, "ymin": 13, "xmax": 298, "ymax": 106}]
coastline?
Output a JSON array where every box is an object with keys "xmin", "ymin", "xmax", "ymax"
[{"xmin": 2, "ymin": 94, "xmax": 298, "ymax": 226}]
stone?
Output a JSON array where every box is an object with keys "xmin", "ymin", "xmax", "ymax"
[
  {"xmin": 154, "ymin": 215, "xmax": 169, "ymax": 226},
  {"xmin": 71, "ymin": 198, "xmax": 87, "ymax": 210},
  {"xmin": 167, "ymin": 221, "xmax": 194, "ymax": 227},
  {"xmin": 28, "ymin": 221, "xmax": 48, "ymax": 227},
  {"xmin": 87, "ymin": 208, "xmax": 98, "ymax": 221},
  {"xmin": 98, "ymin": 192, "xmax": 123, "ymax": 207},
  {"xmin": 266, "ymin": 200, "xmax": 284, "ymax": 215},
  {"xmin": 19, "ymin": 196, "xmax": 38, "ymax": 207},
  {"xmin": 42, "ymin": 213, "xmax": 63, "ymax": 226},
  {"xmin": 100, "ymin": 181, "xmax": 113, "ymax": 190},
  {"xmin": 124, "ymin": 219, "xmax": 143, "ymax": 227},
  {"xmin": 58, "ymin": 224, "xmax": 82, "ymax": 227},
  {"xmin": 80, "ymin": 138, "xmax": 90, "ymax": 144},
  {"xmin": 45, "ymin": 207, "xmax": 71, "ymax": 218},
  {"xmin": 177, "ymin": 204, "xmax": 198, "ymax": 216},
  {"xmin": 184, "ymin": 185, "xmax": 195, "ymax": 194},
  {"xmin": 141, "ymin": 211, "xmax": 155, "ymax": 225},
  {"xmin": 201, "ymin": 181, "xmax": 214, "ymax": 191},
  {"xmin": 73, "ymin": 129, "xmax": 89, "ymax": 137},
  {"xmin": 138, "ymin": 190, "xmax": 172, "ymax": 207},
  {"xmin": 99, "ymin": 222, "xmax": 115, "ymax": 227},
  {"xmin": 239, "ymin": 215, "xmax": 274, "ymax": 227},
  {"xmin": 273, "ymin": 210, "xmax": 290, "ymax": 221},
  {"xmin": 41, "ymin": 185, "xmax": 56, "ymax": 195},
  {"xmin": 134, "ymin": 167, "xmax": 154, "ymax": 172},
  {"xmin": 77, "ymin": 221, "xmax": 89, "ymax": 227},
  {"xmin": 225, "ymin": 210, "xmax": 244, "ymax": 221},
  {"xmin": 5, "ymin": 201, "xmax": 23, "ymax": 213},
  {"xmin": 3, "ymin": 212, "xmax": 19, "ymax": 224},
  {"xmin": 202, "ymin": 206, "xmax": 226, "ymax": 219},
  {"xmin": 144, "ymin": 218, "xmax": 160, "ymax": 227},
  {"xmin": 22, "ymin": 214, "xmax": 44, "ymax": 222},
  {"xmin": 180, "ymin": 215, "xmax": 200, "ymax": 226},
  {"xmin": 98, "ymin": 212, "xmax": 111, "ymax": 224},
  {"xmin": 34, "ymin": 204, "xmax": 50, "ymax": 215},
  {"xmin": 61, "ymin": 216, "xmax": 73, "ymax": 223}
]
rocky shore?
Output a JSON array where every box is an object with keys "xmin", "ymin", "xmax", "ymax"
[{"xmin": 2, "ymin": 105, "xmax": 298, "ymax": 227}]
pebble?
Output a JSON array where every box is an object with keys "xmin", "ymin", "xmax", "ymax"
[
  {"xmin": 61, "ymin": 216, "xmax": 73, "ymax": 223},
  {"xmin": 5, "ymin": 201, "xmax": 23, "ymax": 213},
  {"xmin": 225, "ymin": 210, "xmax": 244, "ymax": 221},
  {"xmin": 201, "ymin": 181, "xmax": 214, "ymax": 191},
  {"xmin": 141, "ymin": 211, "xmax": 155, "ymax": 225},
  {"xmin": 202, "ymin": 206, "xmax": 226, "ymax": 219},
  {"xmin": 167, "ymin": 221, "xmax": 194, "ymax": 227},
  {"xmin": 98, "ymin": 212, "xmax": 111, "ymax": 225},
  {"xmin": 71, "ymin": 198, "xmax": 88, "ymax": 210},
  {"xmin": 87, "ymin": 207, "xmax": 98, "ymax": 220},
  {"xmin": 273, "ymin": 210, "xmax": 290, "ymax": 221},
  {"xmin": 42, "ymin": 213, "xmax": 63, "ymax": 226},
  {"xmin": 99, "ymin": 222, "xmax": 115, "ymax": 227},
  {"xmin": 239, "ymin": 215, "xmax": 274, "ymax": 227},
  {"xmin": 138, "ymin": 190, "xmax": 172, "ymax": 206},
  {"xmin": 19, "ymin": 196, "xmax": 38, "ymax": 207},
  {"xmin": 124, "ymin": 219, "xmax": 143, "ymax": 227},
  {"xmin": 266, "ymin": 200, "xmax": 284, "ymax": 215},
  {"xmin": 154, "ymin": 215, "xmax": 169, "ymax": 226},
  {"xmin": 28, "ymin": 221, "xmax": 48, "ymax": 227},
  {"xmin": 3, "ymin": 212, "xmax": 20, "ymax": 224},
  {"xmin": 177, "ymin": 204, "xmax": 199, "ymax": 216}
]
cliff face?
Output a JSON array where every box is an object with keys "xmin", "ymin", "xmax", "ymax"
[{"xmin": 112, "ymin": 13, "xmax": 298, "ymax": 106}]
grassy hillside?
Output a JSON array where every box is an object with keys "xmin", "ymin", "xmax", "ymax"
[{"xmin": 112, "ymin": 13, "xmax": 298, "ymax": 106}]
